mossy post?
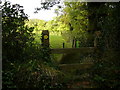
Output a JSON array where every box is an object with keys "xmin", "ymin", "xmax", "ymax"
[{"xmin": 41, "ymin": 30, "xmax": 49, "ymax": 48}]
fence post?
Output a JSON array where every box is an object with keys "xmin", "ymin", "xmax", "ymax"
[
  {"xmin": 75, "ymin": 40, "xmax": 77, "ymax": 48},
  {"xmin": 63, "ymin": 43, "xmax": 65, "ymax": 48},
  {"xmin": 41, "ymin": 30, "xmax": 50, "ymax": 62},
  {"xmin": 94, "ymin": 31, "xmax": 101, "ymax": 48},
  {"xmin": 41, "ymin": 30, "xmax": 49, "ymax": 48}
]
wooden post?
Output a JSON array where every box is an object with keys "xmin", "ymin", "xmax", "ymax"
[
  {"xmin": 41, "ymin": 30, "xmax": 49, "ymax": 48},
  {"xmin": 72, "ymin": 39, "xmax": 75, "ymax": 48},
  {"xmin": 75, "ymin": 40, "xmax": 77, "ymax": 48},
  {"xmin": 72, "ymin": 39, "xmax": 77, "ymax": 48},
  {"xmin": 94, "ymin": 31, "xmax": 101, "ymax": 48},
  {"xmin": 63, "ymin": 43, "xmax": 65, "ymax": 48},
  {"xmin": 94, "ymin": 37, "xmax": 97, "ymax": 48},
  {"xmin": 41, "ymin": 30, "xmax": 51, "ymax": 62}
]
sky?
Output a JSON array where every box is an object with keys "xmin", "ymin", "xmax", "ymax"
[
  {"xmin": 7, "ymin": 0, "xmax": 58, "ymax": 21},
  {"xmin": 2, "ymin": 0, "xmax": 120, "ymax": 21}
]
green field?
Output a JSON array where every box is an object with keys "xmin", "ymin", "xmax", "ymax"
[
  {"xmin": 34, "ymin": 32, "xmax": 72, "ymax": 48},
  {"xmin": 50, "ymin": 34, "xmax": 72, "ymax": 48}
]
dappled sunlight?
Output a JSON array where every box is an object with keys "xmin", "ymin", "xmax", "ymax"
[{"xmin": 2, "ymin": 0, "xmax": 120, "ymax": 89}]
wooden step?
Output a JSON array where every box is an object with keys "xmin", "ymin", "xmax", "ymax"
[
  {"xmin": 67, "ymin": 81, "xmax": 94, "ymax": 88},
  {"xmin": 59, "ymin": 64, "xmax": 93, "ymax": 73}
]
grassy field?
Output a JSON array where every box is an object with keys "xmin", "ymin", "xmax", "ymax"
[
  {"xmin": 50, "ymin": 35, "xmax": 72, "ymax": 48},
  {"xmin": 34, "ymin": 32, "xmax": 72, "ymax": 48}
]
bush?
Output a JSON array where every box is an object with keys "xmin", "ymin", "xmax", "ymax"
[
  {"xmin": 2, "ymin": 1, "xmax": 34, "ymax": 62},
  {"xmin": 3, "ymin": 59, "xmax": 66, "ymax": 89},
  {"xmin": 90, "ymin": 50, "xmax": 120, "ymax": 88}
]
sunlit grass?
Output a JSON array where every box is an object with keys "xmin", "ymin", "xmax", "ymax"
[
  {"xmin": 50, "ymin": 34, "xmax": 72, "ymax": 48},
  {"xmin": 50, "ymin": 35, "xmax": 65, "ymax": 48},
  {"xmin": 34, "ymin": 32, "xmax": 72, "ymax": 48}
]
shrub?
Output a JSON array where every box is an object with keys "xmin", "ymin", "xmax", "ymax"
[
  {"xmin": 90, "ymin": 50, "xmax": 120, "ymax": 88},
  {"xmin": 3, "ymin": 59, "xmax": 66, "ymax": 89}
]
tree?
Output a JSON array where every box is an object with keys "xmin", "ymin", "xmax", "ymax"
[
  {"xmin": 100, "ymin": 2, "xmax": 120, "ymax": 49},
  {"xmin": 57, "ymin": 2, "xmax": 88, "ymax": 47},
  {"xmin": 2, "ymin": 1, "xmax": 34, "ymax": 62},
  {"xmin": 85, "ymin": 2, "xmax": 120, "ymax": 49},
  {"xmin": 89, "ymin": 2, "xmax": 120, "ymax": 88},
  {"xmin": 34, "ymin": 0, "xmax": 61, "ymax": 13}
]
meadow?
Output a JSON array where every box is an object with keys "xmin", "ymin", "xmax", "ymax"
[{"xmin": 34, "ymin": 31, "xmax": 72, "ymax": 48}]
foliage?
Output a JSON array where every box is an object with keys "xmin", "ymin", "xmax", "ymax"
[
  {"xmin": 26, "ymin": 2, "xmax": 89, "ymax": 47},
  {"xmin": 90, "ymin": 50, "xmax": 120, "ymax": 88},
  {"xmin": 15, "ymin": 60, "xmax": 66, "ymax": 88},
  {"xmin": 37, "ymin": 1, "xmax": 120, "ymax": 48},
  {"xmin": 1, "ymin": 1, "xmax": 65, "ymax": 88},
  {"xmin": 25, "ymin": 19, "xmax": 47, "ymax": 31},
  {"xmin": 2, "ymin": 1, "xmax": 34, "ymax": 62},
  {"xmin": 2, "ymin": 61, "xmax": 17, "ymax": 88},
  {"xmin": 58, "ymin": 2, "xmax": 89, "ymax": 47},
  {"xmin": 89, "ymin": 3, "xmax": 120, "ymax": 87},
  {"xmin": 34, "ymin": 0, "xmax": 60, "ymax": 12},
  {"xmin": 3, "ymin": 59, "xmax": 66, "ymax": 88},
  {"xmin": 99, "ymin": 3, "xmax": 120, "ymax": 49},
  {"xmin": 2, "ymin": 1, "xmax": 120, "ymax": 89},
  {"xmin": 34, "ymin": 2, "xmax": 89, "ymax": 47},
  {"xmin": 86, "ymin": 2, "xmax": 120, "ymax": 48}
]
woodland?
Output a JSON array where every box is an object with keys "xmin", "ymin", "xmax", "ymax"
[{"xmin": 1, "ymin": 0, "xmax": 120, "ymax": 88}]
